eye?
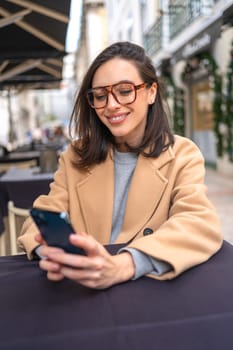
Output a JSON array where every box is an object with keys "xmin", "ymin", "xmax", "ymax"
[
  {"xmin": 93, "ymin": 89, "xmax": 107, "ymax": 101},
  {"xmin": 94, "ymin": 94, "xmax": 107, "ymax": 101},
  {"xmin": 116, "ymin": 84, "xmax": 134, "ymax": 96}
]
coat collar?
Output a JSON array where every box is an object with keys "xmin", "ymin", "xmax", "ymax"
[{"xmin": 75, "ymin": 146, "xmax": 175, "ymax": 244}]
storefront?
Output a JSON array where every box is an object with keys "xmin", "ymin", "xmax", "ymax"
[{"xmin": 171, "ymin": 19, "xmax": 222, "ymax": 167}]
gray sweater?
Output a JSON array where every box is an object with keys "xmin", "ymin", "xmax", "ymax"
[{"xmin": 112, "ymin": 149, "xmax": 171, "ymax": 280}]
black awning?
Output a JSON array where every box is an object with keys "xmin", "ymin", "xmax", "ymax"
[
  {"xmin": 0, "ymin": 57, "xmax": 64, "ymax": 89},
  {"xmin": 0, "ymin": 0, "xmax": 72, "ymax": 89}
]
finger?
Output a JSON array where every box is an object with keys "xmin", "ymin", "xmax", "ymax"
[
  {"xmin": 39, "ymin": 245, "xmax": 64, "ymax": 258},
  {"xmin": 69, "ymin": 234, "xmax": 101, "ymax": 256},
  {"xmin": 60, "ymin": 265, "xmax": 100, "ymax": 282},
  {"xmin": 47, "ymin": 271, "xmax": 64, "ymax": 281},
  {"xmin": 39, "ymin": 259, "xmax": 61, "ymax": 273},
  {"xmin": 60, "ymin": 267, "xmax": 108, "ymax": 289},
  {"xmin": 47, "ymin": 251, "xmax": 99, "ymax": 270},
  {"xmin": 34, "ymin": 232, "xmax": 45, "ymax": 244}
]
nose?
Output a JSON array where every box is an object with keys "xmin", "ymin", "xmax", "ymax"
[{"xmin": 106, "ymin": 92, "xmax": 120, "ymax": 108}]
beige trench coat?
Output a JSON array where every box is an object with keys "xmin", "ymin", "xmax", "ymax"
[{"xmin": 18, "ymin": 135, "xmax": 222, "ymax": 280}]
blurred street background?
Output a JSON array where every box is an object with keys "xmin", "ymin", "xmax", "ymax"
[
  {"xmin": 0, "ymin": 0, "xmax": 232, "ymax": 253},
  {"xmin": 205, "ymin": 168, "xmax": 233, "ymax": 244}
]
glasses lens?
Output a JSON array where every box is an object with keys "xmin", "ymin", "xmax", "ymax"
[
  {"xmin": 87, "ymin": 88, "xmax": 107, "ymax": 108},
  {"xmin": 113, "ymin": 83, "xmax": 135, "ymax": 105},
  {"xmin": 86, "ymin": 82, "xmax": 137, "ymax": 108}
]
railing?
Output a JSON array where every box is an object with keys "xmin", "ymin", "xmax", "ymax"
[
  {"xmin": 143, "ymin": 0, "xmax": 220, "ymax": 56},
  {"xmin": 144, "ymin": 16, "xmax": 163, "ymax": 57},
  {"xmin": 169, "ymin": 0, "xmax": 220, "ymax": 39}
]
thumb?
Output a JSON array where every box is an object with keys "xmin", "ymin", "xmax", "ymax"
[{"xmin": 34, "ymin": 232, "xmax": 46, "ymax": 245}]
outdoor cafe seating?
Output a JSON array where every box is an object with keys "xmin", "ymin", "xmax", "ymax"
[
  {"xmin": 0, "ymin": 140, "xmax": 62, "ymax": 172},
  {"xmin": 0, "ymin": 135, "xmax": 68, "ymax": 255},
  {"xmin": 0, "ymin": 162, "xmax": 55, "ymax": 255}
]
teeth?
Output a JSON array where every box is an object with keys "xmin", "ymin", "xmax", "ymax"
[
  {"xmin": 112, "ymin": 116, "xmax": 122, "ymax": 121},
  {"xmin": 110, "ymin": 115, "xmax": 125, "ymax": 121}
]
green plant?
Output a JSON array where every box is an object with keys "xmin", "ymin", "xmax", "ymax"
[
  {"xmin": 163, "ymin": 76, "xmax": 185, "ymax": 136},
  {"xmin": 197, "ymin": 53, "xmax": 224, "ymax": 158},
  {"xmin": 224, "ymin": 43, "xmax": 233, "ymax": 162}
]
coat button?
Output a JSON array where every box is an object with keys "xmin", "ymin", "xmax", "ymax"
[{"xmin": 143, "ymin": 228, "xmax": 153, "ymax": 236}]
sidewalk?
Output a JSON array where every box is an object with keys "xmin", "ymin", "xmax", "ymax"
[{"xmin": 205, "ymin": 168, "xmax": 233, "ymax": 245}]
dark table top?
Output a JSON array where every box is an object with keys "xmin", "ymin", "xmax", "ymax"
[
  {"xmin": 0, "ymin": 150, "xmax": 40, "ymax": 164},
  {"xmin": 0, "ymin": 241, "xmax": 233, "ymax": 350},
  {"xmin": 0, "ymin": 166, "xmax": 54, "ymax": 182},
  {"xmin": 0, "ymin": 167, "xmax": 54, "ymax": 233}
]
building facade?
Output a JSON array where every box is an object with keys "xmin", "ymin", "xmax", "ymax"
[
  {"xmin": 104, "ymin": 0, "xmax": 233, "ymax": 176},
  {"xmin": 75, "ymin": 0, "xmax": 108, "ymax": 86}
]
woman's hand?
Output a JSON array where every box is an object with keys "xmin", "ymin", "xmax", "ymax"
[
  {"xmin": 35, "ymin": 232, "xmax": 135, "ymax": 289},
  {"xmin": 35, "ymin": 233, "xmax": 65, "ymax": 281}
]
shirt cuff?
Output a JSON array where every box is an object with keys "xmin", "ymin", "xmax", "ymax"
[
  {"xmin": 118, "ymin": 247, "xmax": 171, "ymax": 280},
  {"xmin": 34, "ymin": 245, "xmax": 47, "ymax": 260}
]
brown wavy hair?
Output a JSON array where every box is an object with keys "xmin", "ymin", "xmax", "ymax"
[{"xmin": 69, "ymin": 41, "xmax": 174, "ymax": 168}]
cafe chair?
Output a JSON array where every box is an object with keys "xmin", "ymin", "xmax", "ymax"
[
  {"xmin": 8, "ymin": 201, "xmax": 29, "ymax": 255},
  {"xmin": 3, "ymin": 179, "xmax": 51, "ymax": 255},
  {"xmin": 0, "ymin": 232, "xmax": 6, "ymax": 256}
]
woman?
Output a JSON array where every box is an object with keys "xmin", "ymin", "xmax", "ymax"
[{"xmin": 18, "ymin": 41, "xmax": 222, "ymax": 289}]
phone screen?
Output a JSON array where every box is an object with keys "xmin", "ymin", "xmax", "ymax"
[{"xmin": 30, "ymin": 208, "xmax": 85, "ymax": 255}]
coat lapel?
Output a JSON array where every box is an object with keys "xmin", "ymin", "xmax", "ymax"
[
  {"xmin": 115, "ymin": 147, "xmax": 175, "ymax": 243},
  {"xmin": 75, "ymin": 146, "xmax": 174, "ymax": 245},
  {"xmin": 75, "ymin": 152, "xmax": 114, "ymax": 244}
]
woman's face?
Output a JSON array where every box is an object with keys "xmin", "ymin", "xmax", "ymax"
[{"xmin": 92, "ymin": 58, "xmax": 157, "ymax": 151}]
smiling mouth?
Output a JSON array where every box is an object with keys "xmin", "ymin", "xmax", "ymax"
[{"xmin": 107, "ymin": 114, "xmax": 128, "ymax": 124}]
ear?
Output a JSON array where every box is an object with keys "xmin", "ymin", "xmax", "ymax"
[{"xmin": 147, "ymin": 82, "xmax": 157, "ymax": 104}]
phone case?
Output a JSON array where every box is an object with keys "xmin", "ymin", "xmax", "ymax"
[{"xmin": 30, "ymin": 208, "xmax": 85, "ymax": 255}]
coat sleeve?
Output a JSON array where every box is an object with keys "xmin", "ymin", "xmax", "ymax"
[
  {"xmin": 127, "ymin": 137, "xmax": 223, "ymax": 280},
  {"xmin": 17, "ymin": 148, "xmax": 71, "ymax": 259}
]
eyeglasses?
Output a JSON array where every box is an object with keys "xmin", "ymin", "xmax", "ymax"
[{"xmin": 85, "ymin": 81, "xmax": 146, "ymax": 109}]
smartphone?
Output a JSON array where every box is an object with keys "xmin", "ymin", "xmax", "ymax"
[{"xmin": 30, "ymin": 207, "xmax": 85, "ymax": 255}]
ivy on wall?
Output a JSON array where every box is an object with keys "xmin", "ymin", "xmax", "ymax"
[
  {"xmin": 173, "ymin": 87, "xmax": 185, "ymax": 136},
  {"xmin": 199, "ymin": 53, "xmax": 225, "ymax": 159},
  {"xmin": 202, "ymin": 50, "xmax": 233, "ymax": 162},
  {"xmin": 163, "ymin": 75, "xmax": 185, "ymax": 136},
  {"xmin": 224, "ymin": 41, "xmax": 233, "ymax": 162},
  {"xmin": 182, "ymin": 52, "xmax": 233, "ymax": 161}
]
